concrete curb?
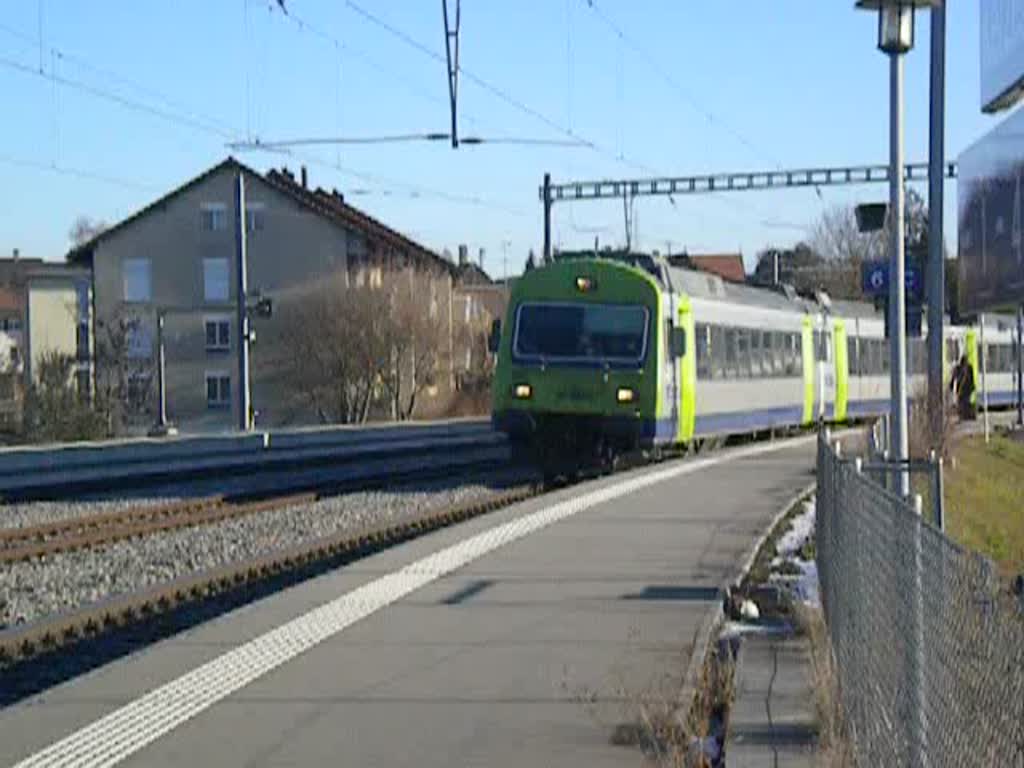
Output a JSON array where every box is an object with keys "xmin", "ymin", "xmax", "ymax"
[{"xmin": 677, "ymin": 480, "xmax": 816, "ymax": 729}]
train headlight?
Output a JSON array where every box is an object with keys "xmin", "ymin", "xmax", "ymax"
[
  {"xmin": 616, "ymin": 387, "xmax": 635, "ymax": 403},
  {"xmin": 514, "ymin": 383, "xmax": 533, "ymax": 399},
  {"xmin": 575, "ymin": 276, "xmax": 596, "ymax": 293}
]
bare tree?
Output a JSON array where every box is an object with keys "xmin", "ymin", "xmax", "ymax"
[
  {"xmin": 68, "ymin": 216, "xmax": 108, "ymax": 247},
  {"xmin": 378, "ymin": 270, "xmax": 446, "ymax": 421},
  {"xmin": 278, "ymin": 274, "xmax": 385, "ymax": 424},
  {"xmin": 93, "ymin": 308, "xmax": 154, "ymax": 433},
  {"xmin": 804, "ymin": 190, "xmax": 932, "ymax": 300},
  {"xmin": 277, "ymin": 267, "xmax": 453, "ymax": 425}
]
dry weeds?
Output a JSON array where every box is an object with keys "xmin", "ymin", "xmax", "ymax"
[{"xmin": 792, "ymin": 602, "xmax": 857, "ymax": 768}]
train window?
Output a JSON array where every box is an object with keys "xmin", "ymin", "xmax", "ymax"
[
  {"xmin": 771, "ymin": 332, "xmax": 786, "ymax": 375},
  {"xmin": 736, "ymin": 329, "xmax": 751, "ymax": 378},
  {"xmin": 761, "ymin": 332, "xmax": 773, "ymax": 377},
  {"xmin": 711, "ymin": 325, "xmax": 727, "ymax": 379},
  {"xmin": 880, "ymin": 340, "xmax": 890, "ymax": 373},
  {"xmin": 782, "ymin": 333, "xmax": 797, "ymax": 376},
  {"xmin": 847, "ymin": 336, "xmax": 859, "ymax": 376},
  {"xmin": 724, "ymin": 328, "xmax": 738, "ymax": 378},
  {"xmin": 696, "ymin": 323, "xmax": 711, "ymax": 380},
  {"xmin": 750, "ymin": 329, "xmax": 762, "ymax": 377},
  {"xmin": 513, "ymin": 303, "xmax": 649, "ymax": 364}
]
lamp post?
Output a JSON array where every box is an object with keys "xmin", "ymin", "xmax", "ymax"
[{"xmin": 856, "ymin": 0, "xmax": 938, "ymax": 499}]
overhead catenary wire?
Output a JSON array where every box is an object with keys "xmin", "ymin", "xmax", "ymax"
[
  {"xmin": 341, "ymin": 0, "xmax": 676, "ymax": 174},
  {"xmin": 579, "ymin": 0, "xmax": 826, "ymax": 203},
  {"xmin": 260, "ymin": 0, "xmax": 589, "ymax": 151},
  {"xmin": 0, "ymin": 28, "xmax": 528, "ymax": 216},
  {"xmin": 0, "ymin": 152, "xmax": 161, "ymax": 192},
  {"xmin": 0, "ymin": 20, "xmax": 239, "ymax": 138}
]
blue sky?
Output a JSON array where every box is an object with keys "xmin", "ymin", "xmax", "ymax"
[{"xmin": 0, "ymin": 1, "xmax": 1006, "ymax": 278}]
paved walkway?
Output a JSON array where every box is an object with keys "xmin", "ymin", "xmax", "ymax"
[
  {"xmin": 727, "ymin": 631, "xmax": 817, "ymax": 767},
  {"xmin": 0, "ymin": 438, "xmax": 818, "ymax": 768}
]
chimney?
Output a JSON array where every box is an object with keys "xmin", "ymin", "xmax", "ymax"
[
  {"xmin": 478, "ymin": 247, "xmax": 485, "ymax": 269},
  {"xmin": 332, "ymin": 188, "xmax": 344, "ymax": 204},
  {"xmin": 300, "ymin": 166, "xmax": 308, "ymax": 189},
  {"xmin": 11, "ymin": 248, "xmax": 19, "ymax": 261},
  {"xmin": 281, "ymin": 167, "xmax": 294, "ymax": 182},
  {"xmin": 458, "ymin": 244, "xmax": 469, "ymax": 266}
]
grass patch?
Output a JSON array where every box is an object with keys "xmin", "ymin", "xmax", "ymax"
[{"xmin": 945, "ymin": 433, "xmax": 1024, "ymax": 577}]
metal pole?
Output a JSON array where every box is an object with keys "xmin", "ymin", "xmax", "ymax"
[
  {"xmin": 980, "ymin": 312, "xmax": 990, "ymax": 443},
  {"xmin": 889, "ymin": 52, "xmax": 910, "ymax": 497},
  {"xmin": 542, "ymin": 173, "xmax": 552, "ymax": 264},
  {"xmin": 235, "ymin": 172, "xmax": 252, "ymax": 432},
  {"xmin": 1017, "ymin": 303, "xmax": 1023, "ymax": 427},
  {"xmin": 911, "ymin": 492, "xmax": 926, "ymax": 765},
  {"xmin": 927, "ymin": 1, "xmax": 946, "ymax": 444},
  {"xmin": 156, "ymin": 310, "xmax": 167, "ymax": 429}
]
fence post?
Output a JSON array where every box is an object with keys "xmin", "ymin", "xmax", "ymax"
[
  {"xmin": 911, "ymin": 493, "xmax": 926, "ymax": 766},
  {"xmin": 931, "ymin": 450, "xmax": 945, "ymax": 532}
]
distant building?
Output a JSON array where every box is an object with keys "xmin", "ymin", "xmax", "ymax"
[
  {"xmin": 0, "ymin": 255, "xmax": 91, "ymax": 432},
  {"xmin": 67, "ymin": 157, "xmax": 495, "ymax": 432},
  {"xmin": 668, "ymin": 252, "xmax": 747, "ymax": 283},
  {"xmin": 25, "ymin": 267, "xmax": 93, "ymax": 391}
]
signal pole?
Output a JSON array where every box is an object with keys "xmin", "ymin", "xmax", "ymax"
[
  {"xmin": 889, "ymin": 53, "xmax": 910, "ymax": 497},
  {"xmin": 927, "ymin": 0, "xmax": 946, "ymax": 443},
  {"xmin": 542, "ymin": 173, "xmax": 552, "ymax": 264},
  {"xmin": 235, "ymin": 172, "xmax": 252, "ymax": 431}
]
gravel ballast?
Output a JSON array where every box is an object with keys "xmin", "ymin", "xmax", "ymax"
[
  {"xmin": 0, "ymin": 498, "xmax": 179, "ymax": 530},
  {"xmin": 0, "ymin": 480, "xmax": 513, "ymax": 628}
]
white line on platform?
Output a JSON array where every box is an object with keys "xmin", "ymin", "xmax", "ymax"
[{"xmin": 12, "ymin": 434, "xmax": 816, "ymax": 768}]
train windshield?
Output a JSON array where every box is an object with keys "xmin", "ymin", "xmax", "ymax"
[{"xmin": 513, "ymin": 302, "xmax": 649, "ymax": 365}]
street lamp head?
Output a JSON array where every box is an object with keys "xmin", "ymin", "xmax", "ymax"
[{"xmin": 855, "ymin": 0, "xmax": 939, "ymax": 55}]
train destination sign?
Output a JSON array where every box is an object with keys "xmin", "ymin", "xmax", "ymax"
[{"xmin": 958, "ymin": 105, "xmax": 1024, "ymax": 313}]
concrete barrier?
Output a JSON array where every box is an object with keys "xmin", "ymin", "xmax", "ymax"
[{"xmin": 0, "ymin": 419, "xmax": 497, "ymax": 500}]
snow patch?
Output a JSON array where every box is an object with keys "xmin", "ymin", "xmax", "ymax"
[
  {"xmin": 769, "ymin": 498, "xmax": 820, "ymax": 608},
  {"xmin": 772, "ymin": 499, "xmax": 815, "ymax": 562}
]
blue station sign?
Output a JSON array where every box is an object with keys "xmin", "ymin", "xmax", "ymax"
[{"xmin": 861, "ymin": 261, "xmax": 924, "ymax": 301}]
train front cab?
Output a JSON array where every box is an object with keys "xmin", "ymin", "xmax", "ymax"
[{"xmin": 491, "ymin": 259, "xmax": 685, "ymax": 474}]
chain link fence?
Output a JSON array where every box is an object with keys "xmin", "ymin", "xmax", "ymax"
[{"xmin": 816, "ymin": 430, "xmax": 1024, "ymax": 767}]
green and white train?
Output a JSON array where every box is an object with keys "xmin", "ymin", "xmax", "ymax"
[{"xmin": 490, "ymin": 254, "xmax": 1019, "ymax": 477}]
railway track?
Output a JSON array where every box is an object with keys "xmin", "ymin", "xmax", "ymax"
[
  {"xmin": 0, "ymin": 493, "xmax": 316, "ymax": 564},
  {"xmin": 0, "ymin": 440, "xmax": 515, "ymax": 564},
  {"xmin": 0, "ymin": 481, "xmax": 540, "ymax": 677},
  {"xmin": 0, "ymin": 428, "xmax": 806, "ymax": 697}
]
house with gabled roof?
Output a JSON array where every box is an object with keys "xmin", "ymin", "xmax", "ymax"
[{"xmin": 67, "ymin": 157, "xmax": 491, "ymax": 432}]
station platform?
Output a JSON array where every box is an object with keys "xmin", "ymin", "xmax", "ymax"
[{"xmin": 0, "ymin": 437, "xmax": 818, "ymax": 768}]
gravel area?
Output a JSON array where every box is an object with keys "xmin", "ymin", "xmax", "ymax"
[
  {"xmin": 0, "ymin": 479, "xmax": 513, "ymax": 628},
  {"xmin": 0, "ymin": 498, "xmax": 179, "ymax": 530}
]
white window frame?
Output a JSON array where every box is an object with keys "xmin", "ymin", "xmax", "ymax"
[
  {"xmin": 203, "ymin": 257, "xmax": 230, "ymax": 302},
  {"xmin": 205, "ymin": 371, "xmax": 231, "ymax": 409},
  {"xmin": 123, "ymin": 258, "xmax": 152, "ymax": 302},
  {"xmin": 246, "ymin": 202, "xmax": 266, "ymax": 233},
  {"xmin": 204, "ymin": 315, "xmax": 231, "ymax": 352},
  {"xmin": 201, "ymin": 202, "xmax": 227, "ymax": 232}
]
